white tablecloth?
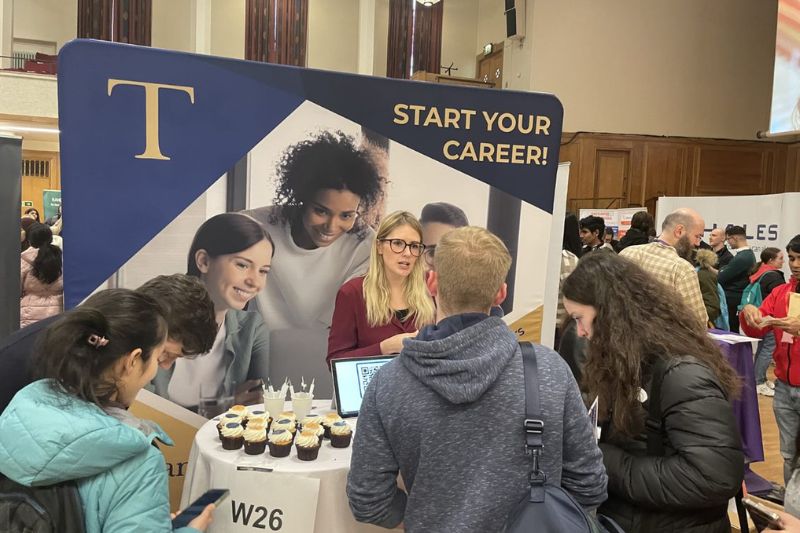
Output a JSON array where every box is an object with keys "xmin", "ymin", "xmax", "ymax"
[{"xmin": 181, "ymin": 400, "xmax": 383, "ymax": 533}]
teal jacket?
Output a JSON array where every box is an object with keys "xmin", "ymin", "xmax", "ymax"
[
  {"xmin": 150, "ymin": 309, "xmax": 270, "ymax": 401},
  {"xmin": 0, "ymin": 380, "xmax": 200, "ymax": 533}
]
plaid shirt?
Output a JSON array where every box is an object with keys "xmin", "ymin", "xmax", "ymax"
[
  {"xmin": 620, "ymin": 242, "xmax": 708, "ymax": 327},
  {"xmin": 557, "ymin": 250, "xmax": 580, "ymax": 326}
]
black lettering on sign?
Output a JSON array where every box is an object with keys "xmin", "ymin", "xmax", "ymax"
[{"xmin": 231, "ymin": 500, "xmax": 284, "ymax": 530}]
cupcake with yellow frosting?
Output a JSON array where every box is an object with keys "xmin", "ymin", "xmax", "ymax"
[
  {"xmin": 295, "ymin": 430, "xmax": 321, "ymax": 461},
  {"xmin": 330, "ymin": 420, "xmax": 352, "ymax": 448},
  {"xmin": 278, "ymin": 411, "xmax": 297, "ymax": 425},
  {"xmin": 271, "ymin": 417, "xmax": 296, "ymax": 436},
  {"xmin": 243, "ymin": 425, "xmax": 267, "ymax": 455},
  {"xmin": 300, "ymin": 413, "xmax": 322, "ymax": 429},
  {"xmin": 220, "ymin": 422, "xmax": 245, "ymax": 450},
  {"xmin": 268, "ymin": 429, "xmax": 293, "ymax": 457},
  {"xmin": 246, "ymin": 410, "xmax": 270, "ymax": 429},
  {"xmin": 302, "ymin": 421, "xmax": 324, "ymax": 445},
  {"xmin": 321, "ymin": 412, "xmax": 342, "ymax": 439}
]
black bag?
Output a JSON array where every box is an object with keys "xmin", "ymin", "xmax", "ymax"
[
  {"xmin": 503, "ymin": 342, "xmax": 624, "ymax": 533},
  {"xmin": 0, "ymin": 473, "xmax": 85, "ymax": 533}
]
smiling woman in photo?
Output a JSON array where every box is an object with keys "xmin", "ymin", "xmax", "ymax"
[
  {"xmin": 327, "ymin": 211, "xmax": 435, "ymax": 364},
  {"xmin": 244, "ymin": 130, "xmax": 384, "ymax": 394},
  {"xmin": 151, "ymin": 213, "xmax": 273, "ymax": 411}
]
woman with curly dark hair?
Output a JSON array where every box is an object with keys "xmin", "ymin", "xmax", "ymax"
[
  {"xmin": 244, "ymin": 130, "xmax": 384, "ymax": 395},
  {"xmin": 562, "ymin": 251, "xmax": 743, "ymax": 533}
]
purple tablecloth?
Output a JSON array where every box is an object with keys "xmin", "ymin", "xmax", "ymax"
[{"xmin": 712, "ymin": 330, "xmax": 764, "ymax": 463}]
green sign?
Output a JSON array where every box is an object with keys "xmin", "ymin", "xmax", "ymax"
[{"xmin": 42, "ymin": 189, "xmax": 61, "ymax": 221}]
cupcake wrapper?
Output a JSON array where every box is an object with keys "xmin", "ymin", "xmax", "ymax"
[
  {"xmin": 296, "ymin": 444, "xmax": 320, "ymax": 461},
  {"xmin": 323, "ymin": 426, "xmax": 331, "ymax": 439},
  {"xmin": 330, "ymin": 433, "xmax": 352, "ymax": 448},
  {"xmin": 244, "ymin": 440, "xmax": 267, "ymax": 455},
  {"xmin": 268, "ymin": 442, "xmax": 292, "ymax": 458},
  {"xmin": 221, "ymin": 436, "xmax": 244, "ymax": 450}
]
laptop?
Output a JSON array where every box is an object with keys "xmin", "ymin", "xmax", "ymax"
[{"xmin": 330, "ymin": 356, "xmax": 394, "ymax": 418}]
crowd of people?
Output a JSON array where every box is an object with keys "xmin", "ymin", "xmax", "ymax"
[
  {"xmin": 19, "ymin": 206, "xmax": 64, "ymax": 328},
  {"xmin": 4, "ymin": 160, "xmax": 800, "ymax": 531}
]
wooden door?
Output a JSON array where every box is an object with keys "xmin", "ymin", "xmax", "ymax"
[
  {"xmin": 477, "ymin": 43, "xmax": 503, "ymax": 88},
  {"xmin": 21, "ymin": 150, "xmax": 60, "ymax": 219},
  {"xmin": 594, "ymin": 150, "xmax": 629, "ymax": 208}
]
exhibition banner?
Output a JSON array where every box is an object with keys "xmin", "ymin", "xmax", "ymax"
[
  {"xmin": 58, "ymin": 39, "xmax": 567, "ymax": 400},
  {"xmin": 42, "ymin": 189, "xmax": 61, "ymax": 221},
  {"xmin": 657, "ymin": 193, "xmax": 800, "ymax": 276},
  {"xmin": 579, "ymin": 207, "xmax": 641, "ymax": 238}
]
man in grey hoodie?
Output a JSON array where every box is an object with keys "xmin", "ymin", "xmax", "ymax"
[{"xmin": 347, "ymin": 226, "xmax": 607, "ymax": 532}]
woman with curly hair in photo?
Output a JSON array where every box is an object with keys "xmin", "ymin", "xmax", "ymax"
[
  {"xmin": 562, "ymin": 251, "xmax": 743, "ymax": 533},
  {"xmin": 244, "ymin": 130, "xmax": 384, "ymax": 395}
]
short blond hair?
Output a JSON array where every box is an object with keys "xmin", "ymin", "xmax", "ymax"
[{"xmin": 435, "ymin": 226, "xmax": 511, "ymax": 314}]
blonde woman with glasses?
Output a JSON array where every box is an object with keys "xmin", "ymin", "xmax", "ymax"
[{"xmin": 327, "ymin": 211, "xmax": 435, "ymax": 365}]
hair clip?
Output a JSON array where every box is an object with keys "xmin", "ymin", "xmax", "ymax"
[{"xmin": 87, "ymin": 334, "xmax": 109, "ymax": 348}]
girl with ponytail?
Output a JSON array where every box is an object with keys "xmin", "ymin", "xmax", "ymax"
[
  {"xmin": 20, "ymin": 222, "xmax": 63, "ymax": 327},
  {"xmin": 0, "ymin": 289, "xmax": 216, "ymax": 532}
]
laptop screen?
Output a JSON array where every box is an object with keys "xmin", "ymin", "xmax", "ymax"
[{"xmin": 331, "ymin": 356, "xmax": 394, "ymax": 418}]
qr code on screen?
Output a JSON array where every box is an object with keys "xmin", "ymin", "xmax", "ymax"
[{"xmin": 356, "ymin": 363, "xmax": 381, "ymax": 397}]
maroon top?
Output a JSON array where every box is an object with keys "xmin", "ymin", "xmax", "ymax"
[{"xmin": 327, "ymin": 276, "xmax": 417, "ymax": 367}]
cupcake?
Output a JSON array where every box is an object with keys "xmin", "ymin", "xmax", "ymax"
[
  {"xmin": 278, "ymin": 411, "xmax": 297, "ymax": 425},
  {"xmin": 217, "ymin": 412, "xmax": 243, "ymax": 439},
  {"xmin": 295, "ymin": 430, "xmax": 321, "ymax": 461},
  {"xmin": 243, "ymin": 425, "xmax": 267, "ymax": 455},
  {"xmin": 220, "ymin": 422, "xmax": 245, "ymax": 450},
  {"xmin": 321, "ymin": 412, "xmax": 342, "ymax": 439},
  {"xmin": 268, "ymin": 429, "xmax": 293, "ymax": 457},
  {"xmin": 330, "ymin": 420, "xmax": 352, "ymax": 448},
  {"xmin": 229, "ymin": 404, "xmax": 248, "ymax": 417},
  {"xmin": 246, "ymin": 410, "xmax": 270, "ymax": 428},
  {"xmin": 302, "ymin": 421, "xmax": 324, "ymax": 445},
  {"xmin": 300, "ymin": 413, "xmax": 322, "ymax": 428},
  {"xmin": 271, "ymin": 418, "xmax": 297, "ymax": 436}
]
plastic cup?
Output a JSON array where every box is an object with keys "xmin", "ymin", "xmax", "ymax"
[
  {"xmin": 292, "ymin": 392, "xmax": 313, "ymax": 421},
  {"xmin": 263, "ymin": 390, "xmax": 285, "ymax": 419}
]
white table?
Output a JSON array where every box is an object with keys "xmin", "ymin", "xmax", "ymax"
[{"xmin": 181, "ymin": 400, "xmax": 383, "ymax": 533}]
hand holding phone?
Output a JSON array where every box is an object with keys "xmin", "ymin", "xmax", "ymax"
[
  {"xmin": 743, "ymin": 497, "xmax": 784, "ymax": 531},
  {"xmin": 172, "ymin": 489, "xmax": 228, "ymax": 529}
]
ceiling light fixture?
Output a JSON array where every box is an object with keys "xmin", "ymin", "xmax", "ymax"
[
  {"xmin": 0, "ymin": 125, "xmax": 60, "ymax": 134},
  {"xmin": 416, "ymin": 0, "xmax": 441, "ymax": 6}
]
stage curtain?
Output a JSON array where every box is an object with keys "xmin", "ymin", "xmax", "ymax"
[
  {"xmin": 78, "ymin": 0, "xmax": 151, "ymax": 45},
  {"xmin": 246, "ymin": 0, "xmax": 309, "ymax": 66},
  {"xmin": 413, "ymin": 1, "xmax": 443, "ymax": 76},
  {"xmin": 386, "ymin": 0, "xmax": 443, "ymax": 79}
]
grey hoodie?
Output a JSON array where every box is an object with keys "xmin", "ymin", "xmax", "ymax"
[{"xmin": 347, "ymin": 314, "xmax": 607, "ymax": 532}]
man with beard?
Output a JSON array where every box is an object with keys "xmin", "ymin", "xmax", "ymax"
[
  {"xmin": 709, "ymin": 227, "xmax": 734, "ymax": 269},
  {"xmin": 718, "ymin": 225, "xmax": 756, "ymax": 332},
  {"xmin": 620, "ymin": 208, "xmax": 708, "ymax": 328}
]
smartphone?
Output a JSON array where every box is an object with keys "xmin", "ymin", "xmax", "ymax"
[
  {"xmin": 172, "ymin": 489, "xmax": 229, "ymax": 528},
  {"xmin": 742, "ymin": 497, "xmax": 783, "ymax": 531}
]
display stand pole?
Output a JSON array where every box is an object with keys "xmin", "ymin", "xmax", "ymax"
[{"xmin": 0, "ymin": 134, "xmax": 22, "ymax": 341}]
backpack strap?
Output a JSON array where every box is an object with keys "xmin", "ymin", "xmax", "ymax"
[
  {"xmin": 644, "ymin": 357, "xmax": 668, "ymax": 457},
  {"xmin": 520, "ymin": 341, "xmax": 546, "ymax": 503}
]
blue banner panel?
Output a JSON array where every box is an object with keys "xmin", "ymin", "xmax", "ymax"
[{"xmin": 59, "ymin": 40, "xmax": 562, "ymax": 307}]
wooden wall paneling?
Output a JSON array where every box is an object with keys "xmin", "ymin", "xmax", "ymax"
[
  {"xmin": 694, "ymin": 146, "xmax": 767, "ymax": 195},
  {"xmin": 641, "ymin": 143, "xmax": 685, "ymax": 205},
  {"xmin": 786, "ymin": 144, "xmax": 800, "ymax": 191},
  {"xmin": 594, "ymin": 149, "xmax": 629, "ymax": 208}
]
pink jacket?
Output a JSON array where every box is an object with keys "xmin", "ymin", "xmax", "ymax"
[{"xmin": 20, "ymin": 247, "xmax": 63, "ymax": 328}]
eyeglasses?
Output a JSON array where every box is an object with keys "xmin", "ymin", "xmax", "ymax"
[
  {"xmin": 379, "ymin": 238, "xmax": 425, "ymax": 257},
  {"xmin": 423, "ymin": 245, "xmax": 436, "ymax": 266}
]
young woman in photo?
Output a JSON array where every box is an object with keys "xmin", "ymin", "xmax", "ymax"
[
  {"xmin": 0, "ymin": 289, "xmax": 216, "ymax": 532},
  {"xmin": 327, "ymin": 211, "xmax": 435, "ymax": 364},
  {"xmin": 244, "ymin": 130, "xmax": 384, "ymax": 395},
  {"xmin": 562, "ymin": 251, "xmax": 743, "ymax": 533},
  {"xmin": 151, "ymin": 213, "xmax": 272, "ymax": 410},
  {"xmin": 20, "ymin": 222, "xmax": 63, "ymax": 327}
]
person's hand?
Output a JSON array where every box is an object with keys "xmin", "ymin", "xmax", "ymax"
[
  {"xmin": 742, "ymin": 304, "xmax": 764, "ymax": 329},
  {"xmin": 765, "ymin": 508, "xmax": 797, "ymax": 530},
  {"xmin": 234, "ymin": 379, "xmax": 264, "ymax": 406},
  {"xmin": 380, "ymin": 332, "xmax": 418, "ymax": 355},
  {"xmin": 171, "ymin": 504, "xmax": 216, "ymax": 531},
  {"xmin": 770, "ymin": 316, "xmax": 800, "ymax": 337}
]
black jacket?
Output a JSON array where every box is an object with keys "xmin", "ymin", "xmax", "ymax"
[
  {"xmin": 614, "ymin": 228, "xmax": 649, "ymax": 253},
  {"xmin": 598, "ymin": 356, "xmax": 744, "ymax": 533}
]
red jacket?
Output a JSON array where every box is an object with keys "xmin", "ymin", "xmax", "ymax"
[
  {"xmin": 326, "ymin": 276, "xmax": 417, "ymax": 367},
  {"xmin": 740, "ymin": 276, "xmax": 800, "ymax": 386}
]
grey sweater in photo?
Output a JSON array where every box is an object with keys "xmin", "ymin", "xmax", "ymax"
[{"xmin": 347, "ymin": 314, "xmax": 608, "ymax": 533}]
